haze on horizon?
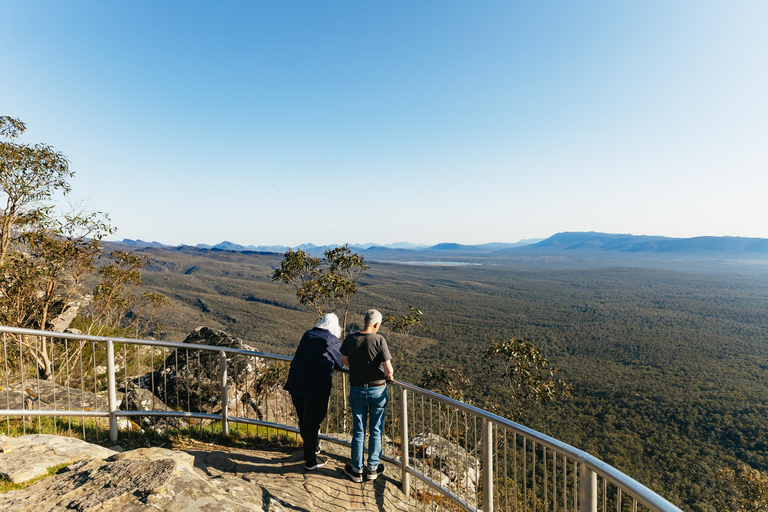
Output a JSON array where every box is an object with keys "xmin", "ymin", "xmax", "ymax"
[{"xmin": 2, "ymin": 1, "xmax": 767, "ymax": 248}]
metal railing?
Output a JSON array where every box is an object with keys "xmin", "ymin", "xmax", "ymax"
[{"xmin": 0, "ymin": 326, "xmax": 682, "ymax": 512}]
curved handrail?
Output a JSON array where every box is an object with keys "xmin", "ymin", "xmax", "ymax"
[{"xmin": 0, "ymin": 325, "xmax": 682, "ymax": 512}]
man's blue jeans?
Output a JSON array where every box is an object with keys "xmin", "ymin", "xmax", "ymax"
[{"xmin": 349, "ymin": 384, "xmax": 388, "ymax": 472}]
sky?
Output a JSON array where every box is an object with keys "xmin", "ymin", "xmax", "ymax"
[{"xmin": 2, "ymin": 1, "xmax": 767, "ymax": 246}]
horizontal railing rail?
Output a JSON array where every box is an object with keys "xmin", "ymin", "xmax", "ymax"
[{"xmin": 0, "ymin": 326, "xmax": 682, "ymax": 512}]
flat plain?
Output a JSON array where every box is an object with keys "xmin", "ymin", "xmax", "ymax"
[{"xmin": 128, "ymin": 245, "xmax": 768, "ymax": 512}]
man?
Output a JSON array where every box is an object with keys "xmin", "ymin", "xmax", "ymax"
[{"xmin": 340, "ymin": 309, "xmax": 394, "ymax": 483}]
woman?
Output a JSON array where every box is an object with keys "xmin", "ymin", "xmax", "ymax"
[{"xmin": 283, "ymin": 313, "xmax": 345, "ymax": 470}]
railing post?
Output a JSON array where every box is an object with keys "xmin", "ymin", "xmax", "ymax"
[
  {"xmin": 106, "ymin": 339, "xmax": 117, "ymax": 443},
  {"xmin": 400, "ymin": 386, "xmax": 410, "ymax": 497},
  {"xmin": 579, "ymin": 461, "xmax": 597, "ymax": 512},
  {"xmin": 482, "ymin": 417, "xmax": 493, "ymax": 512},
  {"xmin": 220, "ymin": 350, "xmax": 229, "ymax": 436}
]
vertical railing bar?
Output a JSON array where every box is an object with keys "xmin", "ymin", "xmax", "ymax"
[
  {"xmin": 563, "ymin": 455, "xmax": 567, "ymax": 512},
  {"xmin": 3, "ymin": 333, "xmax": 9, "ymax": 435},
  {"xmin": 123, "ymin": 343, "xmax": 127, "ymax": 388},
  {"xmin": 573, "ymin": 460, "xmax": 577, "ymax": 512},
  {"xmin": 19, "ymin": 334, "xmax": 26, "ymax": 434},
  {"xmin": 150, "ymin": 346, "xmax": 156, "ymax": 428},
  {"xmin": 431, "ymin": 398, "xmax": 435, "ymax": 485},
  {"xmin": 524, "ymin": 437, "xmax": 528, "ymax": 510},
  {"xmin": 482, "ymin": 418, "xmax": 493, "ymax": 512},
  {"xmin": 553, "ymin": 450, "xmax": 558, "ymax": 512},
  {"xmin": 494, "ymin": 423, "xmax": 499, "ymax": 512},
  {"xmin": 401, "ymin": 386, "xmax": 410, "ymax": 496},
  {"xmin": 633, "ymin": 498, "xmax": 637, "ymax": 512},
  {"xmin": 513, "ymin": 432, "xmax": 518, "ymax": 512},
  {"xmin": 52, "ymin": 335, "xmax": 57, "ymax": 435},
  {"xmin": 196, "ymin": 352, "xmax": 202, "ymax": 439},
  {"xmin": 465, "ymin": 411, "xmax": 470, "ymax": 508},
  {"xmin": 106, "ymin": 339, "xmax": 117, "ymax": 443},
  {"xmin": 421, "ymin": 393, "xmax": 426, "ymax": 502},
  {"xmin": 80, "ymin": 339, "xmax": 85, "ymax": 439},
  {"xmin": 92, "ymin": 341, "xmax": 98, "ymax": 443},
  {"xmin": 603, "ymin": 478, "xmax": 607, "ymax": 512},
  {"xmin": 246, "ymin": 355, "xmax": 251, "ymax": 438},
  {"xmin": 65, "ymin": 339, "xmax": 72, "ymax": 437},
  {"xmin": 163, "ymin": 346, "xmax": 168, "ymax": 408},
  {"xmin": 219, "ymin": 350, "xmax": 228, "ymax": 436},
  {"xmin": 617, "ymin": 489, "xmax": 621, "ymax": 512},
  {"xmin": 534, "ymin": 441, "xmax": 537, "ymax": 512},
  {"xmin": 174, "ymin": 348, "xmax": 180, "ymax": 419},
  {"xmin": 504, "ymin": 429, "xmax": 509, "ymax": 512},
  {"xmin": 580, "ymin": 462, "xmax": 597, "ymax": 512},
  {"xmin": 35, "ymin": 335, "xmax": 41, "ymax": 433},
  {"xmin": 545, "ymin": 446, "xmax": 548, "ymax": 512},
  {"xmin": 454, "ymin": 407, "xmax": 459, "ymax": 503}
]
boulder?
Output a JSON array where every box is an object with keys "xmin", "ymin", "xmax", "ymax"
[
  {"xmin": 118, "ymin": 379, "xmax": 188, "ymax": 431},
  {"xmin": 410, "ymin": 432, "xmax": 480, "ymax": 496},
  {"xmin": 138, "ymin": 327, "xmax": 293, "ymax": 424},
  {"xmin": 0, "ymin": 380, "xmax": 121, "ymax": 411}
]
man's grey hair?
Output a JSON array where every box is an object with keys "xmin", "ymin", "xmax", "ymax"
[
  {"xmin": 364, "ymin": 309, "xmax": 382, "ymax": 328},
  {"xmin": 315, "ymin": 313, "xmax": 342, "ymax": 339}
]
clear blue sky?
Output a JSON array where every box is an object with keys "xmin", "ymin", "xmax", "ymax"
[{"xmin": 2, "ymin": 1, "xmax": 767, "ymax": 246}]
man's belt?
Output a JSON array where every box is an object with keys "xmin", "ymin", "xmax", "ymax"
[{"xmin": 350, "ymin": 380, "xmax": 386, "ymax": 388}]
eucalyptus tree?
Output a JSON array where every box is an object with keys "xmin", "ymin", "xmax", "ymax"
[
  {"xmin": 272, "ymin": 245, "xmax": 368, "ymax": 335},
  {"xmin": 482, "ymin": 337, "xmax": 572, "ymax": 422},
  {"xmin": 0, "ymin": 116, "xmax": 73, "ymax": 265}
]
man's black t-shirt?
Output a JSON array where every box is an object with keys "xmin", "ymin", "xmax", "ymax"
[{"xmin": 340, "ymin": 332, "xmax": 392, "ymax": 385}]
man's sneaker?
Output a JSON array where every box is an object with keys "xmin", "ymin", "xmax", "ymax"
[
  {"xmin": 315, "ymin": 442, "xmax": 322, "ymax": 455},
  {"xmin": 344, "ymin": 463, "xmax": 363, "ymax": 483},
  {"xmin": 304, "ymin": 456, "xmax": 327, "ymax": 471},
  {"xmin": 364, "ymin": 464, "xmax": 385, "ymax": 481}
]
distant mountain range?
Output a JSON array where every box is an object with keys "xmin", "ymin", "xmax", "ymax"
[
  {"xmin": 523, "ymin": 232, "xmax": 768, "ymax": 254},
  {"xmin": 115, "ymin": 232, "xmax": 768, "ymax": 259},
  {"xmin": 116, "ymin": 238, "xmax": 544, "ymax": 254}
]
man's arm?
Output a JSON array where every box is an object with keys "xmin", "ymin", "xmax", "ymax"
[
  {"xmin": 383, "ymin": 359, "xmax": 394, "ymax": 381},
  {"xmin": 342, "ymin": 355, "xmax": 349, "ymax": 367}
]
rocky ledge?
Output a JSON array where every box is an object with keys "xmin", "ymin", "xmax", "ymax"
[{"xmin": 0, "ymin": 434, "xmax": 420, "ymax": 511}]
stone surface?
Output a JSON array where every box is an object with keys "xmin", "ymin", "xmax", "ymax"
[
  {"xmin": 0, "ymin": 436, "xmax": 421, "ymax": 511},
  {"xmin": 0, "ymin": 434, "xmax": 117, "ymax": 484}
]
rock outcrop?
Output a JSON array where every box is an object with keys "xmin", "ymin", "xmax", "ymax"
[
  {"xmin": 0, "ymin": 380, "xmax": 121, "ymax": 411},
  {"xmin": 410, "ymin": 432, "xmax": 480, "ymax": 496},
  {"xmin": 0, "ymin": 434, "xmax": 117, "ymax": 484},
  {"xmin": 118, "ymin": 379, "xmax": 188, "ymax": 431},
  {"xmin": 137, "ymin": 327, "xmax": 293, "ymax": 425},
  {"xmin": 0, "ymin": 435, "xmax": 421, "ymax": 512}
]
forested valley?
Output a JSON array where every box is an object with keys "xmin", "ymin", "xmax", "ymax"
[{"xmin": 123, "ymin": 245, "xmax": 768, "ymax": 511}]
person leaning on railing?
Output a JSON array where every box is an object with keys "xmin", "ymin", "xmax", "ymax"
[
  {"xmin": 340, "ymin": 309, "xmax": 394, "ymax": 483},
  {"xmin": 283, "ymin": 313, "xmax": 345, "ymax": 471}
]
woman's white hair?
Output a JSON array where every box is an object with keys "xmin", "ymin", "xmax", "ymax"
[{"xmin": 315, "ymin": 313, "xmax": 342, "ymax": 339}]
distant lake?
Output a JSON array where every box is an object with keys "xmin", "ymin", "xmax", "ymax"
[{"xmin": 381, "ymin": 261, "xmax": 482, "ymax": 266}]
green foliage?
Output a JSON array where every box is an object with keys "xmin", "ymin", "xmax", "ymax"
[
  {"xmin": 271, "ymin": 245, "xmax": 368, "ymax": 333},
  {"xmin": 419, "ymin": 364, "xmax": 471, "ymax": 402},
  {"xmin": 384, "ymin": 306, "xmax": 423, "ymax": 361},
  {"xmin": 0, "ymin": 116, "xmax": 74, "ymax": 265},
  {"xmin": 83, "ymin": 250, "xmax": 168, "ymax": 338},
  {"xmin": 717, "ymin": 464, "xmax": 768, "ymax": 512},
  {"xmin": 483, "ymin": 338, "xmax": 572, "ymax": 422}
]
